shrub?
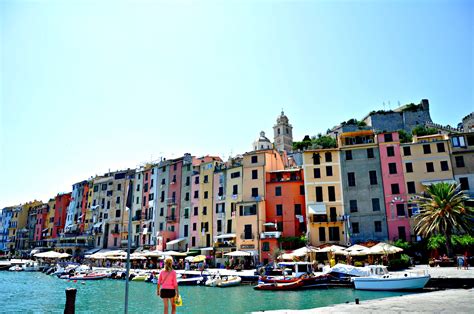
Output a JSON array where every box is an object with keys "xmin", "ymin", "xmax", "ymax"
[
  {"xmin": 354, "ymin": 261, "xmax": 364, "ymax": 267},
  {"xmin": 388, "ymin": 254, "xmax": 411, "ymax": 270}
]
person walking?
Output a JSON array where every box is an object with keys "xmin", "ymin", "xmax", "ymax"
[{"xmin": 157, "ymin": 257, "xmax": 179, "ymax": 314}]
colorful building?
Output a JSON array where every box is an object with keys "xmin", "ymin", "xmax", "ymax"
[
  {"xmin": 339, "ymin": 130, "xmax": 388, "ymax": 243},
  {"xmin": 377, "ymin": 132, "xmax": 411, "ymax": 242},
  {"xmin": 303, "ymin": 148, "xmax": 347, "ymax": 247},
  {"xmin": 449, "ymin": 132, "xmax": 474, "ymax": 204},
  {"xmin": 262, "ymin": 168, "xmax": 306, "ymax": 264}
]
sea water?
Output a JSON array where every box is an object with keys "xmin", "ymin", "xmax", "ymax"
[{"xmin": 0, "ymin": 272, "xmax": 415, "ymax": 313}]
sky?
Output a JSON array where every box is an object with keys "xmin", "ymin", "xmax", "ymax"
[{"xmin": 1, "ymin": 0, "xmax": 473, "ymax": 208}]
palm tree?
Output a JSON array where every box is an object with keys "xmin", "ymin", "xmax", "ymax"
[{"xmin": 415, "ymin": 182, "xmax": 474, "ymax": 257}]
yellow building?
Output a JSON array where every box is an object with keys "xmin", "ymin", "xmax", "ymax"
[
  {"xmin": 303, "ymin": 148, "xmax": 347, "ymax": 246},
  {"xmin": 401, "ymin": 134, "xmax": 454, "ymax": 231},
  {"xmin": 45, "ymin": 198, "xmax": 56, "ymax": 248},
  {"xmin": 235, "ymin": 149, "xmax": 284, "ymax": 258},
  {"xmin": 198, "ymin": 160, "xmax": 219, "ymax": 248}
]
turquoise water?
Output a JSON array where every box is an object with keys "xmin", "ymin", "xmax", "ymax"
[{"xmin": 0, "ymin": 272, "xmax": 416, "ymax": 313}]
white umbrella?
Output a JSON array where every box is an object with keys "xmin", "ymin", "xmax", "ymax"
[
  {"xmin": 163, "ymin": 250, "xmax": 187, "ymax": 257},
  {"xmin": 279, "ymin": 253, "xmax": 295, "ymax": 260},
  {"xmin": 224, "ymin": 250, "xmax": 252, "ymax": 257},
  {"xmin": 318, "ymin": 245, "xmax": 346, "ymax": 253},
  {"xmin": 368, "ymin": 242, "xmax": 403, "ymax": 255},
  {"xmin": 291, "ymin": 246, "xmax": 319, "ymax": 257},
  {"xmin": 142, "ymin": 250, "xmax": 164, "ymax": 258},
  {"xmin": 345, "ymin": 244, "xmax": 370, "ymax": 256},
  {"xmin": 34, "ymin": 251, "xmax": 70, "ymax": 259}
]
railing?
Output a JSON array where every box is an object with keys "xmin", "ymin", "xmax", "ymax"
[
  {"xmin": 216, "ymin": 195, "xmax": 226, "ymax": 200},
  {"xmin": 260, "ymin": 231, "xmax": 282, "ymax": 239},
  {"xmin": 132, "ymin": 215, "xmax": 141, "ymax": 221},
  {"xmin": 166, "ymin": 215, "xmax": 176, "ymax": 222},
  {"xmin": 167, "ymin": 198, "xmax": 176, "ymax": 205},
  {"xmin": 111, "ymin": 228, "xmax": 120, "ymax": 234},
  {"xmin": 216, "ymin": 212, "xmax": 225, "ymax": 219},
  {"xmin": 240, "ymin": 232, "xmax": 255, "ymax": 240}
]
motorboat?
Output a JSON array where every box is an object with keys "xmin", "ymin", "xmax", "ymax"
[
  {"xmin": 205, "ymin": 274, "xmax": 220, "ymax": 287},
  {"xmin": 9, "ymin": 265, "xmax": 23, "ymax": 271},
  {"xmin": 351, "ymin": 265, "xmax": 430, "ymax": 290},
  {"xmin": 259, "ymin": 273, "xmax": 351, "ymax": 288},
  {"xmin": 22, "ymin": 261, "xmax": 40, "ymax": 272},
  {"xmin": 131, "ymin": 273, "xmax": 148, "ymax": 281},
  {"xmin": 178, "ymin": 276, "xmax": 205, "ymax": 285},
  {"xmin": 69, "ymin": 272, "xmax": 108, "ymax": 281},
  {"xmin": 217, "ymin": 275, "xmax": 241, "ymax": 287},
  {"xmin": 254, "ymin": 279, "xmax": 304, "ymax": 291}
]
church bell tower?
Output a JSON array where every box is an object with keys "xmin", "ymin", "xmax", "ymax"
[{"xmin": 273, "ymin": 110, "xmax": 293, "ymax": 153}]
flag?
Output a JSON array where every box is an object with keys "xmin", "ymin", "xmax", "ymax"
[{"xmin": 126, "ymin": 179, "xmax": 133, "ymax": 211}]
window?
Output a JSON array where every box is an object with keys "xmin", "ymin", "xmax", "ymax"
[
  {"xmin": 276, "ymin": 204, "xmax": 283, "ymax": 216},
  {"xmin": 352, "ymin": 222, "xmax": 359, "ymax": 234},
  {"xmin": 162, "ymin": 178, "xmax": 166, "ymax": 185},
  {"xmin": 193, "ymin": 207, "xmax": 198, "ymax": 216},
  {"xmin": 329, "ymin": 207, "xmax": 337, "ymax": 222},
  {"xmin": 252, "ymin": 170, "xmax": 258, "ymax": 180},
  {"xmin": 217, "ymin": 220, "xmax": 222, "ymax": 233},
  {"xmin": 101, "ymin": 184, "xmax": 107, "ymax": 191},
  {"xmin": 440, "ymin": 161, "xmax": 449, "ymax": 171},
  {"xmin": 345, "ymin": 150, "xmax": 353, "ymax": 160},
  {"xmin": 240, "ymin": 205, "xmax": 257, "ymax": 216},
  {"xmin": 372, "ymin": 198, "xmax": 380, "ymax": 211},
  {"xmin": 455, "ymin": 156, "xmax": 465, "ymax": 168},
  {"xmin": 388, "ymin": 163, "xmax": 397, "ymax": 174},
  {"xmin": 437, "ymin": 142, "xmax": 445, "ymax": 153},
  {"xmin": 204, "ymin": 191, "xmax": 208, "ymax": 199},
  {"xmin": 329, "ymin": 227, "xmax": 340, "ymax": 241},
  {"xmin": 374, "ymin": 221, "xmax": 382, "ymax": 232},
  {"xmin": 300, "ymin": 185, "xmax": 305, "ymax": 195},
  {"xmin": 159, "ymin": 223, "xmax": 164, "ymax": 231},
  {"xmin": 251, "ymin": 188, "xmax": 258, "ymax": 197},
  {"xmin": 318, "ymin": 227, "xmax": 326, "ymax": 241},
  {"xmin": 193, "ymin": 191, "xmax": 199, "ymax": 199},
  {"xmin": 459, "ymin": 177, "xmax": 470, "ymax": 190},
  {"xmin": 202, "ymin": 206, "xmax": 207, "ymax": 215},
  {"xmin": 244, "ymin": 224, "xmax": 253, "ymax": 239},
  {"xmin": 116, "ymin": 209, "xmax": 121, "ymax": 218},
  {"xmin": 192, "ymin": 237, "xmax": 196, "ymax": 247},
  {"xmin": 396, "ymin": 203, "xmax": 405, "ymax": 216},
  {"xmin": 326, "ymin": 166, "xmax": 333, "ymax": 177},
  {"xmin": 407, "ymin": 181, "xmax": 416, "ymax": 194},
  {"xmin": 184, "ymin": 225, "xmax": 188, "ymax": 237},
  {"xmin": 348, "ymin": 172, "xmax": 356, "ymax": 186},
  {"xmin": 106, "ymin": 200, "xmax": 110, "ymax": 209},
  {"xmin": 185, "ymin": 192, "xmax": 190, "ymax": 201},
  {"xmin": 325, "ymin": 152, "xmax": 332, "ymax": 162},
  {"xmin": 315, "ymin": 187, "xmax": 323, "ymax": 202},
  {"xmin": 93, "ymin": 185, "xmax": 99, "ymax": 192},
  {"xmin": 406, "ymin": 162, "xmax": 413, "ymax": 173},
  {"xmin": 203, "ymin": 175, "xmax": 208, "ymax": 183},
  {"xmin": 136, "ymin": 197, "xmax": 139, "ymax": 204},
  {"xmin": 218, "ymin": 186, "xmax": 223, "ymax": 197},
  {"xmin": 232, "ymin": 185, "xmax": 238, "ymax": 195},
  {"xmin": 426, "ymin": 162, "xmax": 434, "ymax": 173},
  {"xmin": 313, "ymin": 168, "xmax": 321, "ymax": 179},
  {"xmin": 275, "ymin": 186, "xmax": 282, "ymax": 196},
  {"xmin": 451, "ymin": 136, "xmax": 466, "ymax": 148},
  {"xmin": 386, "ymin": 146, "xmax": 395, "ymax": 157},
  {"xmin": 384, "ymin": 133, "xmax": 393, "ymax": 142},
  {"xmin": 251, "ymin": 156, "xmax": 258, "ymax": 163},
  {"xmin": 398, "ymin": 226, "xmax": 406, "ymax": 241},
  {"xmin": 160, "ymin": 207, "xmax": 164, "ymax": 216},
  {"xmin": 423, "ymin": 144, "xmax": 431, "ymax": 154},
  {"xmin": 294, "ymin": 204, "xmax": 302, "ymax": 215},
  {"xmin": 312, "ymin": 153, "xmax": 321, "ymax": 165},
  {"xmin": 367, "ymin": 148, "xmax": 374, "ymax": 159},
  {"xmin": 369, "ymin": 171, "xmax": 377, "ymax": 185},
  {"xmin": 136, "ymin": 184, "xmax": 140, "ymax": 192},
  {"xmin": 350, "ymin": 200, "xmax": 358, "ymax": 212},
  {"xmin": 231, "ymin": 171, "xmax": 240, "ymax": 178},
  {"xmin": 117, "ymin": 183, "xmax": 122, "ymax": 191},
  {"xmin": 149, "ymin": 193, "xmax": 154, "ymax": 201},
  {"xmin": 194, "ymin": 176, "xmax": 199, "ymax": 184},
  {"xmin": 403, "ymin": 146, "xmax": 411, "ymax": 157},
  {"xmin": 328, "ymin": 186, "xmax": 336, "ymax": 202},
  {"xmin": 262, "ymin": 242, "xmax": 270, "ymax": 252},
  {"xmin": 391, "ymin": 183, "xmax": 400, "ymax": 195}
]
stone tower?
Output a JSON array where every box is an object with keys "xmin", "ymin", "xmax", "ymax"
[{"xmin": 273, "ymin": 111, "xmax": 293, "ymax": 153}]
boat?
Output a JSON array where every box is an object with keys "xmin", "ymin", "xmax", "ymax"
[
  {"xmin": 205, "ymin": 274, "xmax": 220, "ymax": 287},
  {"xmin": 217, "ymin": 275, "xmax": 241, "ymax": 287},
  {"xmin": 131, "ymin": 274, "xmax": 148, "ymax": 281},
  {"xmin": 178, "ymin": 276, "xmax": 205, "ymax": 285},
  {"xmin": 351, "ymin": 265, "xmax": 430, "ymax": 291},
  {"xmin": 259, "ymin": 273, "xmax": 351, "ymax": 289},
  {"xmin": 69, "ymin": 272, "xmax": 108, "ymax": 280},
  {"xmin": 22, "ymin": 261, "xmax": 40, "ymax": 272},
  {"xmin": 9, "ymin": 265, "xmax": 23, "ymax": 271},
  {"xmin": 253, "ymin": 279, "xmax": 304, "ymax": 291},
  {"xmin": 0, "ymin": 261, "xmax": 12, "ymax": 271}
]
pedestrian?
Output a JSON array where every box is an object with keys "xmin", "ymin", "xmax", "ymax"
[
  {"xmin": 457, "ymin": 255, "xmax": 463, "ymax": 270},
  {"xmin": 464, "ymin": 253, "xmax": 469, "ymax": 270},
  {"xmin": 157, "ymin": 257, "xmax": 179, "ymax": 314}
]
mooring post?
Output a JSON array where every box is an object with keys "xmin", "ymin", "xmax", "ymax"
[
  {"xmin": 64, "ymin": 288, "xmax": 77, "ymax": 314},
  {"xmin": 355, "ymin": 298, "xmax": 360, "ymax": 305}
]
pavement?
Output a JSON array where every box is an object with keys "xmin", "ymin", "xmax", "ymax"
[
  {"xmin": 403, "ymin": 265, "xmax": 474, "ymax": 278},
  {"xmin": 253, "ymin": 289, "xmax": 474, "ymax": 313}
]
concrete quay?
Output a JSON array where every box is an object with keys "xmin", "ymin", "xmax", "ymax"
[{"xmin": 254, "ymin": 289, "xmax": 474, "ymax": 313}]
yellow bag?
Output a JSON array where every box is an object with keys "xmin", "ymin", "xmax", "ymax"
[{"xmin": 174, "ymin": 295, "xmax": 183, "ymax": 307}]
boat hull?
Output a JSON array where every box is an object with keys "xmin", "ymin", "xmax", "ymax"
[
  {"xmin": 353, "ymin": 275, "xmax": 430, "ymax": 290},
  {"xmin": 254, "ymin": 280, "xmax": 304, "ymax": 291}
]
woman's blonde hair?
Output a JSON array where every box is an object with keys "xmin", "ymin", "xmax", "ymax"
[{"xmin": 164, "ymin": 257, "xmax": 173, "ymax": 271}]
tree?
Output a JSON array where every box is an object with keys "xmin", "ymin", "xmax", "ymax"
[
  {"xmin": 415, "ymin": 182, "xmax": 474, "ymax": 257},
  {"xmin": 311, "ymin": 135, "xmax": 337, "ymax": 149},
  {"xmin": 397, "ymin": 129, "xmax": 412, "ymax": 143},
  {"xmin": 412, "ymin": 125, "xmax": 438, "ymax": 136}
]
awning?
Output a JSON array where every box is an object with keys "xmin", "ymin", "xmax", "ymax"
[
  {"xmin": 166, "ymin": 237, "xmax": 186, "ymax": 246},
  {"xmin": 308, "ymin": 204, "xmax": 326, "ymax": 215},
  {"xmin": 93, "ymin": 222, "xmax": 102, "ymax": 228},
  {"xmin": 84, "ymin": 248, "xmax": 102, "ymax": 255},
  {"xmin": 215, "ymin": 233, "xmax": 236, "ymax": 240},
  {"xmin": 200, "ymin": 247, "xmax": 214, "ymax": 251},
  {"xmin": 421, "ymin": 179, "xmax": 457, "ymax": 186}
]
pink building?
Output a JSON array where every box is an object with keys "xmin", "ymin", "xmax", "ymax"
[
  {"xmin": 190, "ymin": 160, "xmax": 201, "ymax": 249},
  {"xmin": 166, "ymin": 158, "xmax": 183, "ymax": 244},
  {"xmin": 34, "ymin": 204, "xmax": 49, "ymax": 244},
  {"xmin": 377, "ymin": 132, "xmax": 411, "ymax": 241}
]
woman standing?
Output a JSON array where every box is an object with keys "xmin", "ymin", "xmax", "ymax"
[{"xmin": 157, "ymin": 257, "xmax": 179, "ymax": 314}]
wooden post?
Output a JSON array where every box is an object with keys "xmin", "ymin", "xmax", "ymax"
[
  {"xmin": 355, "ymin": 298, "xmax": 360, "ymax": 305},
  {"xmin": 64, "ymin": 288, "xmax": 77, "ymax": 314}
]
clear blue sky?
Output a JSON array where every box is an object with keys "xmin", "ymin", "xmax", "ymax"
[{"xmin": 1, "ymin": 0, "xmax": 472, "ymax": 208}]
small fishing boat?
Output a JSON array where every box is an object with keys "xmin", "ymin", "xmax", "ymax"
[
  {"xmin": 131, "ymin": 274, "xmax": 148, "ymax": 281},
  {"xmin": 254, "ymin": 279, "xmax": 304, "ymax": 291},
  {"xmin": 9, "ymin": 265, "xmax": 23, "ymax": 271},
  {"xmin": 22, "ymin": 262, "xmax": 40, "ymax": 272},
  {"xmin": 178, "ymin": 276, "xmax": 205, "ymax": 286},
  {"xmin": 69, "ymin": 272, "xmax": 108, "ymax": 280},
  {"xmin": 351, "ymin": 265, "xmax": 430, "ymax": 291},
  {"xmin": 217, "ymin": 276, "xmax": 241, "ymax": 287}
]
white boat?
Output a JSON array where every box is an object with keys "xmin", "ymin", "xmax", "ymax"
[
  {"xmin": 205, "ymin": 274, "xmax": 220, "ymax": 287},
  {"xmin": 22, "ymin": 261, "xmax": 40, "ymax": 272},
  {"xmin": 217, "ymin": 275, "xmax": 241, "ymax": 287},
  {"xmin": 352, "ymin": 265, "xmax": 430, "ymax": 290},
  {"xmin": 9, "ymin": 265, "xmax": 23, "ymax": 271}
]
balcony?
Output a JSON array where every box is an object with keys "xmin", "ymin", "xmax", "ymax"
[
  {"xmin": 111, "ymin": 227, "xmax": 120, "ymax": 235},
  {"xmin": 166, "ymin": 215, "xmax": 176, "ymax": 222},
  {"xmin": 216, "ymin": 195, "xmax": 226, "ymax": 201},
  {"xmin": 240, "ymin": 232, "xmax": 255, "ymax": 240},
  {"xmin": 260, "ymin": 231, "xmax": 282, "ymax": 239},
  {"xmin": 132, "ymin": 215, "xmax": 141, "ymax": 222},
  {"xmin": 216, "ymin": 212, "xmax": 225, "ymax": 219},
  {"xmin": 167, "ymin": 198, "xmax": 176, "ymax": 205}
]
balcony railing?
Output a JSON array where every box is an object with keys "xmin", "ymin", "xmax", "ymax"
[
  {"xmin": 167, "ymin": 198, "xmax": 176, "ymax": 205},
  {"xmin": 240, "ymin": 232, "xmax": 255, "ymax": 240},
  {"xmin": 216, "ymin": 212, "xmax": 225, "ymax": 219},
  {"xmin": 132, "ymin": 215, "xmax": 141, "ymax": 221},
  {"xmin": 166, "ymin": 215, "xmax": 176, "ymax": 222},
  {"xmin": 111, "ymin": 228, "xmax": 120, "ymax": 234}
]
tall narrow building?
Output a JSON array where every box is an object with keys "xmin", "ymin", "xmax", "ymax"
[{"xmin": 273, "ymin": 111, "xmax": 293, "ymax": 153}]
